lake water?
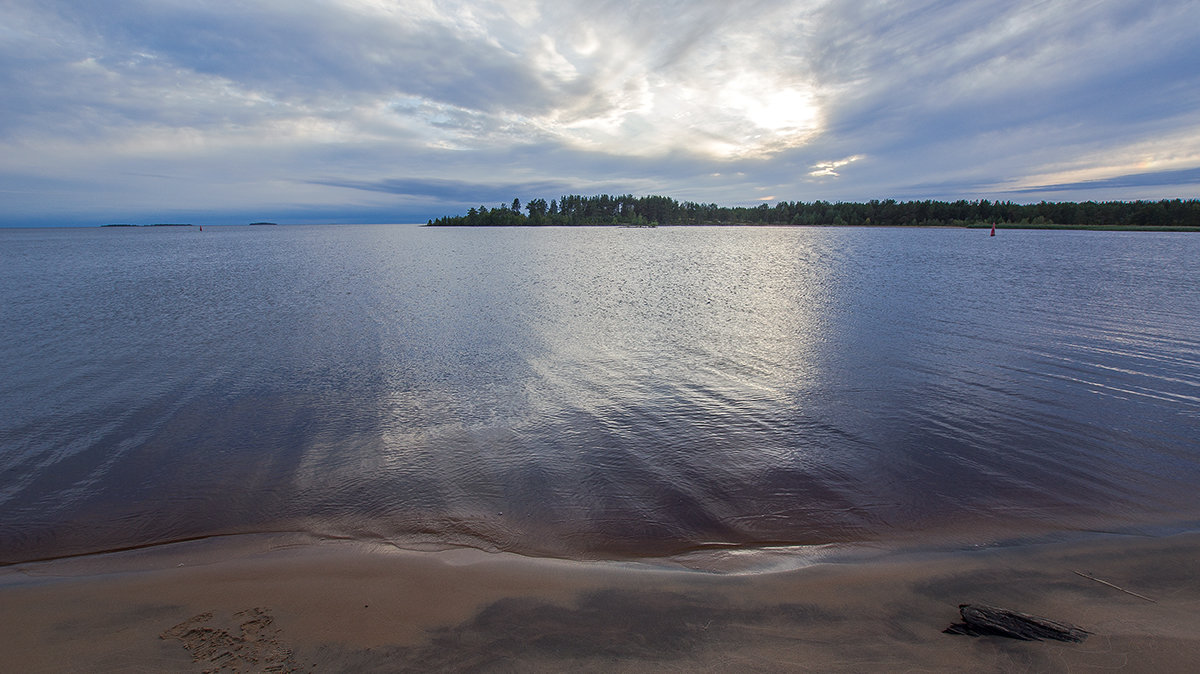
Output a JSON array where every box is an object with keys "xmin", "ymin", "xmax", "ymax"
[{"xmin": 2, "ymin": 225, "xmax": 1198, "ymax": 565}]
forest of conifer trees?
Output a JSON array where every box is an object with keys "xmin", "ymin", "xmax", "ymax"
[{"xmin": 427, "ymin": 194, "xmax": 1200, "ymax": 229}]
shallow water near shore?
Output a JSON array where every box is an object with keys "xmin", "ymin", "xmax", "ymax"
[{"xmin": 2, "ymin": 224, "xmax": 1199, "ymax": 564}]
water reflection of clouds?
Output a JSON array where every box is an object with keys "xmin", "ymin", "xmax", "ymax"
[{"xmin": 518, "ymin": 227, "xmax": 842, "ymax": 417}]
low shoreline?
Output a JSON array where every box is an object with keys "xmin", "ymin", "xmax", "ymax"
[
  {"xmin": 426, "ymin": 222, "xmax": 1200, "ymax": 231},
  {"xmin": 3, "ymin": 530, "xmax": 1198, "ymax": 671}
]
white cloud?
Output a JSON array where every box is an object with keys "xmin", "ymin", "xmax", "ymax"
[{"xmin": 808, "ymin": 155, "xmax": 864, "ymax": 178}]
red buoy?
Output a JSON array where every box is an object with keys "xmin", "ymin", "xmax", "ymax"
[{"xmin": 989, "ymin": 222, "xmax": 995, "ymax": 237}]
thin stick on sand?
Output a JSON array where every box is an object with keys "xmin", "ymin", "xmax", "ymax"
[{"xmin": 1073, "ymin": 570, "xmax": 1156, "ymax": 603}]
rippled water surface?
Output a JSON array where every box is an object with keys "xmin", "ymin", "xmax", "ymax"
[{"xmin": 2, "ymin": 225, "xmax": 1198, "ymax": 563}]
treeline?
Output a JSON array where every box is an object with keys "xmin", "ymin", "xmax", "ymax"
[{"xmin": 427, "ymin": 195, "xmax": 1200, "ymax": 228}]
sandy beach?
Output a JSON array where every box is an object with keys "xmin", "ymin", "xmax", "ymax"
[{"xmin": 2, "ymin": 531, "xmax": 1198, "ymax": 672}]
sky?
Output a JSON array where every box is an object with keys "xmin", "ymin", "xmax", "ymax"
[{"xmin": 2, "ymin": 0, "xmax": 1199, "ymax": 226}]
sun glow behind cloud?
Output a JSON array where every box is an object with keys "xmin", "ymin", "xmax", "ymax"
[
  {"xmin": 547, "ymin": 78, "xmax": 822, "ymax": 159},
  {"xmin": 417, "ymin": 3, "xmax": 830, "ymax": 160}
]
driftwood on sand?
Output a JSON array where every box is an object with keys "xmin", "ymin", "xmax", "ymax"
[{"xmin": 944, "ymin": 604, "xmax": 1090, "ymax": 642}]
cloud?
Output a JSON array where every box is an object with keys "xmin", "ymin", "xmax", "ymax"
[
  {"xmin": 787, "ymin": 0, "xmax": 1200, "ymax": 194},
  {"xmin": 1, "ymin": 0, "xmax": 1198, "ymax": 225},
  {"xmin": 310, "ymin": 177, "xmax": 577, "ymax": 204},
  {"xmin": 4, "ymin": 0, "xmax": 832, "ymax": 156},
  {"xmin": 1004, "ymin": 166, "xmax": 1200, "ymax": 196},
  {"xmin": 808, "ymin": 155, "xmax": 864, "ymax": 178}
]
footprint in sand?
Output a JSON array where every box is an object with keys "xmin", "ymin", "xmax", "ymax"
[{"xmin": 160, "ymin": 607, "xmax": 300, "ymax": 673}]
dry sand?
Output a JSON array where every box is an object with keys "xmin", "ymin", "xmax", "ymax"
[{"xmin": 2, "ymin": 531, "xmax": 1198, "ymax": 672}]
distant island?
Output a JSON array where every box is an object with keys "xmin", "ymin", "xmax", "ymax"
[
  {"xmin": 427, "ymin": 195, "xmax": 1200, "ymax": 230},
  {"xmin": 248, "ymin": 222, "xmax": 278, "ymax": 226}
]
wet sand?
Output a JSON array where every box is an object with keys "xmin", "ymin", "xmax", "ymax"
[{"xmin": 2, "ymin": 531, "xmax": 1199, "ymax": 672}]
